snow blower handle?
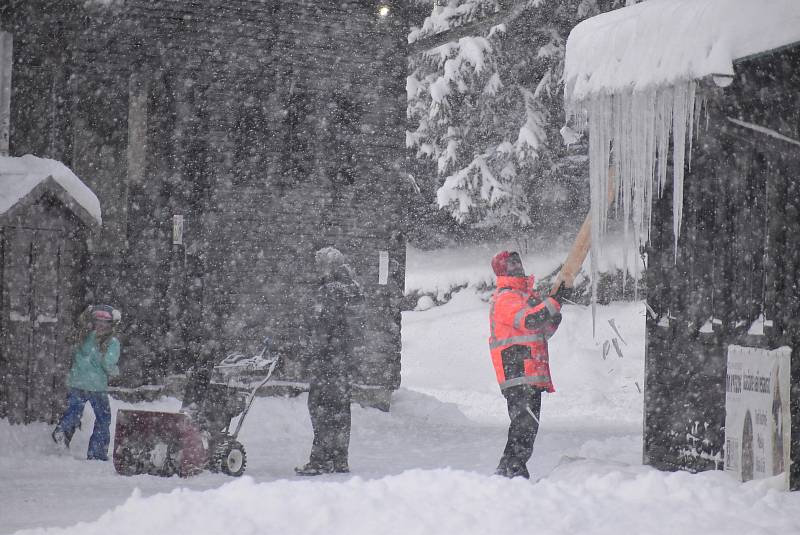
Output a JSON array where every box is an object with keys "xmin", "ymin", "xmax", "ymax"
[
  {"xmin": 256, "ymin": 336, "xmax": 270, "ymax": 358},
  {"xmin": 231, "ymin": 350, "xmax": 280, "ymax": 440}
]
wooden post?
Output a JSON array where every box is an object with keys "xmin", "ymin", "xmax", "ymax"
[
  {"xmin": 0, "ymin": 32, "xmax": 13, "ymax": 157},
  {"xmin": 124, "ymin": 73, "xmax": 148, "ymax": 250}
]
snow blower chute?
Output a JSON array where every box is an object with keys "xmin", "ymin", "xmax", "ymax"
[{"xmin": 112, "ymin": 337, "xmax": 279, "ymax": 477}]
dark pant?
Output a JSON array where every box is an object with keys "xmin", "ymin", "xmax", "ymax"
[
  {"xmin": 56, "ymin": 388, "xmax": 112, "ymax": 460},
  {"xmin": 498, "ymin": 384, "xmax": 542, "ymax": 477},
  {"xmin": 307, "ymin": 382, "xmax": 351, "ymax": 467}
]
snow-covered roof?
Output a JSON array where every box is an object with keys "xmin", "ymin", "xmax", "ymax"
[
  {"xmin": 565, "ymin": 0, "xmax": 800, "ymax": 101},
  {"xmin": 0, "ymin": 154, "xmax": 101, "ymax": 226}
]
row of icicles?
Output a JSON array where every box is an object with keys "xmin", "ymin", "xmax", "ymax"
[{"xmin": 567, "ymin": 80, "xmax": 706, "ymax": 324}]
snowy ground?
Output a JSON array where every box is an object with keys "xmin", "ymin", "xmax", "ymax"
[{"xmin": 2, "ymin": 246, "xmax": 800, "ymax": 535}]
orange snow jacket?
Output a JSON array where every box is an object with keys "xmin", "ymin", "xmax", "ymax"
[{"xmin": 489, "ymin": 275, "xmax": 561, "ymax": 392}]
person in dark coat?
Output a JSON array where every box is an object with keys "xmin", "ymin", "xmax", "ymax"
[{"xmin": 295, "ymin": 246, "xmax": 365, "ymax": 476}]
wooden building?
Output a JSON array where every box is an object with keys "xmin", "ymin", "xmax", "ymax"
[
  {"xmin": 0, "ymin": 156, "xmax": 100, "ymax": 423},
  {"xmin": 0, "ymin": 0, "xmax": 411, "ymax": 411},
  {"xmin": 644, "ymin": 42, "xmax": 800, "ymax": 488},
  {"xmin": 563, "ymin": 1, "xmax": 800, "ymax": 489}
]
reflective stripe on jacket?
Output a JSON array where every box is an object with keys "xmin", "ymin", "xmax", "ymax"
[{"xmin": 489, "ymin": 275, "xmax": 560, "ymax": 392}]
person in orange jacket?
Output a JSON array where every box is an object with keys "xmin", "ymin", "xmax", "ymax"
[{"xmin": 489, "ymin": 251, "xmax": 564, "ymax": 478}]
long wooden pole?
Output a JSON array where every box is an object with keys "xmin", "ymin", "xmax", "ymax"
[
  {"xmin": 550, "ymin": 168, "xmax": 616, "ymax": 295},
  {"xmin": 549, "ymin": 212, "xmax": 593, "ymax": 294}
]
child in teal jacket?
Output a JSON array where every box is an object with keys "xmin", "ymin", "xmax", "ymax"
[{"xmin": 53, "ymin": 305, "xmax": 121, "ymax": 460}]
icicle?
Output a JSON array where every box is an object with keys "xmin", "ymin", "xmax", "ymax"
[
  {"xmin": 567, "ymin": 80, "xmax": 699, "ymax": 316},
  {"xmin": 655, "ymin": 86, "xmax": 672, "ymax": 197},
  {"xmin": 672, "ymin": 84, "xmax": 687, "ymax": 258},
  {"xmin": 586, "ymin": 94, "xmax": 613, "ymax": 331},
  {"xmin": 687, "ymin": 83, "xmax": 698, "ymax": 170}
]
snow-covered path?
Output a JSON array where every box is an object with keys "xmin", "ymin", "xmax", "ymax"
[
  {"xmin": 2, "ymin": 291, "xmax": 643, "ymax": 533},
  {"xmin": 2, "ymin": 277, "xmax": 800, "ymax": 534}
]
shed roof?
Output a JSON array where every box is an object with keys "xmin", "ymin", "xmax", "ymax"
[
  {"xmin": 0, "ymin": 155, "xmax": 101, "ymax": 227},
  {"xmin": 564, "ymin": 0, "xmax": 800, "ymax": 101}
]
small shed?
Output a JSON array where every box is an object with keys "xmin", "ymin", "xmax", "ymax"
[
  {"xmin": 0, "ymin": 154, "xmax": 101, "ymax": 423},
  {"xmin": 564, "ymin": 0, "xmax": 800, "ymax": 489}
]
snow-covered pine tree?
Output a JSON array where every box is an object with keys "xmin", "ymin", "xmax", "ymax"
[{"xmin": 407, "ymin": 0, "xmax": 621, "ymax": 234}]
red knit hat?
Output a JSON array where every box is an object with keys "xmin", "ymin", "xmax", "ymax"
[
  {"xmin": 93, "ymin": 310, "xmax": 112, "ymax": 322},
  {"xmin": 491, "ymin": 251, "xmax": 522, "ymax": 276},
  {"xmin": 91, "ymin": 304, "xmax": 118, "ymax": 322}
]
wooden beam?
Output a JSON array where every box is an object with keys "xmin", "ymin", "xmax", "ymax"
[{"xmin": 0, "ymin": 31, "xmax": 12, "ymax": 156}]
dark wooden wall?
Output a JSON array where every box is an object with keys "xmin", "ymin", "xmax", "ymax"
[
  {"xmin": 644, "ymin": 45, "xmax": 800, "ymax": 488},
  {"xmin": 0, "ymin": 196, "xmax": 87, "ymax": 423},
  {"xmin": 1, "ymin": 0, "xmax": 409, "ymax": 395}
]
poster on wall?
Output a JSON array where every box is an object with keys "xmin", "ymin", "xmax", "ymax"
[{"xmin": 724, "ymin": 345, "xmax": 791, "ymax": 488}]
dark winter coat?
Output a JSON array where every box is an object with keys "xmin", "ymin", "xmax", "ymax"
[{"xmin": 308, "ymin": 264, "xmax": 366, "ymax": 388}]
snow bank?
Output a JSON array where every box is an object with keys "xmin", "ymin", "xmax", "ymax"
[
  {"xmin": 405, "ymin": 242, "xmax": 547, "ymax": 298},
  {"xmin": 564, "ymin": 0, "xmax": 800, "ymax": 100},
  {"xmin": 405, "ymin": 235, "xmax": 642, "ymax": 298},
  {"xmin": 15, "ymin": 465, "xmax": 800, "ymax": 535},
  {"xmin": 0, "ymin": 155, "xmax": 101, "ymax": 224}
]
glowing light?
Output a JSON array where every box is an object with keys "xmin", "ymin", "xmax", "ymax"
[{"xmin": 377, "ymin": 4, "xmax": 390, "ymax": 17}]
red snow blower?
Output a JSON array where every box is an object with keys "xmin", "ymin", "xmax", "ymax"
[{"xmin": 113, "ymin": 337, "xmax": 279, "ymax": 477}]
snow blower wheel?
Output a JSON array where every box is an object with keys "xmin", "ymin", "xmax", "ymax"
[{"xmin": 216, "ymin": 440, "xmax": 247, "ymax": 477}]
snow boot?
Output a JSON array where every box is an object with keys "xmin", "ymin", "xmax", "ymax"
[
  {"xmin": 494, "ymin": 459, "xmax": 508, "ymax": 477},
  {"xmin": 511, "ymin": 464, "xmax": 530, "ymax": 479},
  {"xmin": 332, "ymin": 461, "xmax": 350, "ymax": 474},
  {"xmin": 295, "ymin": 461, "xmax": 334, "ymax": 476},
  {"xmin": 495, "ymin": 459, "xmax": 530, "ymax": 479}
]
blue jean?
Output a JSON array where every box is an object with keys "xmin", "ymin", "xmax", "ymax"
[{"xmin": 56, "ymin": 388, "xmax": 112, "ymax": 460}]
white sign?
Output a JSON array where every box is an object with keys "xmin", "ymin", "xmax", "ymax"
[
  {"xmin": 378, "ymin": 250, "xmax": 389, "ymax": 285},
  {"xmin": 172, "ymin": 215, "xmax": 184, "ymax": 245},
  {"xmin": 724, "ymin": 345, "xmax": 791, "ymax": 488}
]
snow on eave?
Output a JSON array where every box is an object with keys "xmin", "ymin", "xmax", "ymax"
[
  {"xmin": 564, "ymin": 0, "xmax": 800, "ymax": 102},
  {"xmin": 0, "ymin": 155, "xmax": 102, "ymax": 227}
]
